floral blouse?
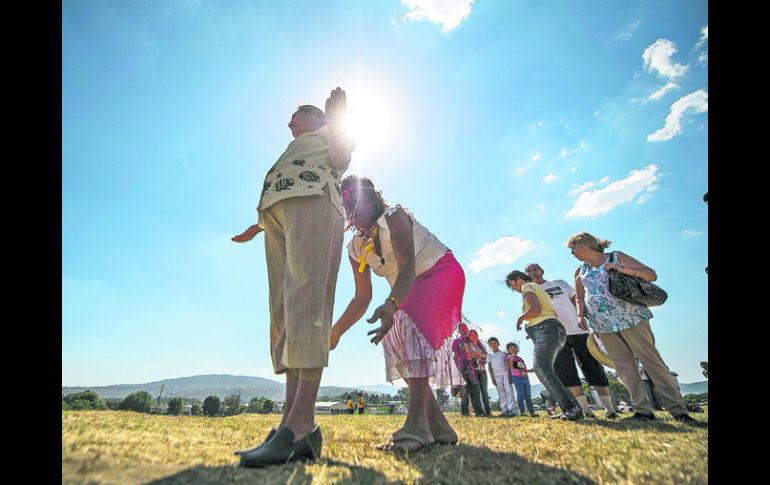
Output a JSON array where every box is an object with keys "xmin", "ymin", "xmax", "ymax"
[{"xmin": 577, "ymin": 253, "xmax": 653, "ymax": 333}]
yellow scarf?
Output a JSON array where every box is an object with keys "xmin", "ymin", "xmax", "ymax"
[{"xmin": 357, "ymin": 226, "xmax": 378, "ymax": 273}]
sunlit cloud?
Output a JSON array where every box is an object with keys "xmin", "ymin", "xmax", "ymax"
[
  {"xmin": 617, "ymin": 20, "xmax": 642, "ymax": 40},
  {"xmin": 566, "ymin": 165, "xmax": 659, "ymax": 218},
  {"xmin": 560, "ymin": 140, "xmax": 589, "ymax": 157},
  {"xmin": 695, "ymin": 25, "xmax": 708, "ymax": 49},
  {"xmin": 400, "ymin": 0, "xmax": 474, "ymax": 32},
  {"xmin": 647, "ymin": 90, "xmax": 708, "ymax": 142},
  {"xmin": 537, "ymin": 204, "xmax": 545, "ymax": 213},
  {"xmin": 569, "ymin": 176, "xmax": 609, "ymax": 196},
  {"xmin": 642, "ymin": 39, "xmax": 687, "ymax": 79},
  {"xmin": 649, "ymin": 82, "xmax": 679, "ymax": 101},
  {"xmin": 543, "ymin": 173, "xmax": 557, "ymax": 184},
  {"xmin": 497, "ymin": 310, "xmax": 506, "ymax": 319},
  {"xmin": 469, "ymin": 236, "xmax": 536, "ymax": 271},
  {"xmin": 682, "ymin": 230, "xmax": 703, "ymax": 237}
]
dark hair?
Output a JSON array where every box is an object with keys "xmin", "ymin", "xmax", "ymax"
[
  {"xmin": 468, "ymin": 329, "xmax": 478, "ymax": 337},
  {"xmin": 506, "ymin": 342, "xmax": 519, "ymax": 351},
  {"xmin": 506, "ymin": 270, "xmax": 531, "ymax": 283},
  {"xmin": 340, "ymin": 175, "xmax": 386, "ymax": 221},
  {"xmin": 487, "ymin": 337, "xmax": 499, "ymax": 344},
  {"xmin": 524, "ymin": 263, "xmax": 542, "ymax": 273}
]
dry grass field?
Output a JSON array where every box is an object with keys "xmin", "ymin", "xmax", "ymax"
[{"xmin": 62, "ymin": 409, "xmax": 707, "ymax": 484}]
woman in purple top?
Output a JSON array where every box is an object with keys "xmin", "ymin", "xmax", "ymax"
[
  {"xmin": 467, "ymin": 330, "xmax": 491, "ymax": 416},
  {"xmin": 506, "ymin": 342, "xmax": 536, "ymax": 417}
]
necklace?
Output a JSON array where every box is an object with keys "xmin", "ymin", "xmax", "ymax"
[{"xmin": 357, "ymin": 225, "xmax": 385, "ymax": 273}]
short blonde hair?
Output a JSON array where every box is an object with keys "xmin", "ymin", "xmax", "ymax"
[{"xmin": 565, "ymin": 232, "xmax": 612, "ymax": 252}]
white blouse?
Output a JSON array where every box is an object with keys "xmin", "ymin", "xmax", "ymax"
[{"xmin": 347, "ymin": 206, "xmax": 449, "ymax": 287}]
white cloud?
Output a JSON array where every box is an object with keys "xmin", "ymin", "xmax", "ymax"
[
  {"xmin": 617, "ymin": 20, "xmax": 642, "ymax": 40},
  {"xmin": 497, "ymin": 310, "xmax": 506, "ymax": 319},
  {"xmin": 649, "ymin": 82, "xmax": 679, "ymax": 101},
  {"xmin": 565, "ymin": 165, "xmax": 660, "ymax": 218},
  {"xmin": 642, "ymin": 39, "xmax": 688, "ymax": 79},
  {"xmin": 537, "ymin": 204, "xmax": 545, "ymax": 213},
  {"xmin": 569, "ymin": 181, "xmax": 596, "ymax": 196},
  {"xmin": 560, "ymin": 140, "xmax": 589, "ymax": 157},
  {"xmin": 542, "ymin": 173, "xmax": 557, "ymax": 184},
  {"xmin": 568, "ymin": 176, "xmax": 609, "ymax": 197},
  {"xmin": 532, "ymin": 153, "xmax": 541, "ymax": 162},
  {"xmin": 695, "ymin": 25, "xmax": 708, "ymax": 49},
  {"xmin": 682, "ymin": 230, "xmax": 703, "ymax": 237},
  {"xmin": 401, "ymin": 0, "xmax": 474, "ymax": 32},
  {"xmin": 537, "ymin": 120, "xmax": 544, "ymax": 126},
  {"xmin": 469, "ymin": 236, "xmax": 536, "ymax": 272},
  {"xmin": 698, "ymin": 51, "xmax": 708, "ymax": 66},
  {"xmin": 647, "ymin": 90, "xmax": 708, "ymax": 142}
]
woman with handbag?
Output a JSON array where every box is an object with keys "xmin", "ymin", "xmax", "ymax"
[{"xmin": 566, "ymin": 232, "xmax": 704, "ymax": 426}]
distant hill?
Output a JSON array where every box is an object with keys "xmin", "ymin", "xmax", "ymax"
[
  {"xmin": 62, "ymin": 374, "xmax": 707, "ymax": 403},
  {"xmin": 679, "ymin": 381, "xmax": 708, "ymax": 395},
  {"xmin": 62, "ymin": 374, "xmax": 393, "ymax": 402}
]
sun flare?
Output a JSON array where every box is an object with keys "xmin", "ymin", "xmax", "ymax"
[{"xmin": 341, "ymin": 90, "xmax": 392, "ymax": 160}]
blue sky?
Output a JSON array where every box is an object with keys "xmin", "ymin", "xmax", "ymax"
[{"xmin": 62, "ymin": 0, "xmax": 708, "ymax": 389}]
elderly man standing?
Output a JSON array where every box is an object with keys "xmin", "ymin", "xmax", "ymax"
[
  {"xmin": 232, "ymin": 88, "xmax": 354, "ymax": 467},
  {"xmin": 525, "ymin": 263, "xmax": 618, "ymax": 419}
]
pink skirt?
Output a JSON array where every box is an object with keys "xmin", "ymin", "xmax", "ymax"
[{"xmin": 381, "ymin": 252, "xmax": 466, "ymax": 387}]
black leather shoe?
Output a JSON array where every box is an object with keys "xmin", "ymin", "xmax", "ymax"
[
  {"xmin": 234, "ymin": 427, "xmax": 277, "ymax": 456},
  {"xmin": 622, "ymin": 412, "xmax": 656, "ymax": 422},
  {"xmin": 674, "ymin": 414, "xmax": 708, "ymax": 427},
  {"xmin": 239, "ymin": 425, "xmax": 322, "ymax": 468}
]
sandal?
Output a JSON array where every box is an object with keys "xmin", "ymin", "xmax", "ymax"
[{"xmin": 376, "ymin": 430, "xmax": 434, "ymax": 452}]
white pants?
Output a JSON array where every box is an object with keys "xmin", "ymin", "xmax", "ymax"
[{"xmin": 494, "ymin": 373, "xmax": 517, "ymax": 414}]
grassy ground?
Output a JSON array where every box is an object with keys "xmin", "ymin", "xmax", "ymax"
[{"xmin": 62, "ymin": 409, "xmax": 707, "ymax": 484}]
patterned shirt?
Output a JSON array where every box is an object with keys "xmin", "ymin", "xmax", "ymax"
[
  {"xmin": 507, "ymin": 355, "xmax": 529, "ymax": 379},
  {"xmin": 451, "ymin": 336, "xmax": 471, "ymax": 373},
  {"xmin": 257, "ymin": 125, "xmax": 352, "ymax": 225},
  {"xmin": 577, "ymin": 253, "xmax": 653, "ymax": 333}
]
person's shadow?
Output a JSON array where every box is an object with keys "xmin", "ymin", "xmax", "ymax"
[
  {"xmin": 144, "ymin": 445, "xmax": 595, "ymax": 484},
  {"xmin": 144, "ymin": 459, "xmax": 391, "ymax": 485},
  {"xmin": 394, "ymin": 443, "xmax": 596, "ymax": 484}
]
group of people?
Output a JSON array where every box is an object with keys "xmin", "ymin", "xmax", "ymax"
[
  {"xmin": 345, "ymin": 394, "xmax": 366, "ymax": 415},
  {"xmin": 450, "ymin": 261, "xmax": 620, "ymax": 421},
  {"xmin": 231, "ymin": 87, "xmax": 705, "ymax": 468},
  {"xmin": 451, "ymin": 329, "xmax": 538, "ymax": 417}
]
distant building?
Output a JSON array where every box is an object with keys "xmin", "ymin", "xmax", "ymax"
[{"xmin": 314, "ymin": 401, "xmax": 348, "ymax": 415}]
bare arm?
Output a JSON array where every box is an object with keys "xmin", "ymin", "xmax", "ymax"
[
  {"xmin": 232, "ymin": 224, "xmax": 263, "ymax": 243},
  {"xmin": 516, "ymin": 292, "xmax": 542, "ymax": 330},
  {"xmin": 574, "ymin": 267, "xmax": 589, "ymax": 331},
  {"xmin": 367, "ymin": 209, "xmax": 415, "ymax": 345},
  {"xmin": 325, "ymin": 88, "xmax": 355, "ymax": 171},
  {"xmin": 605, "ymin": 251, "xmax": 657, "ymax": 282},
  {"xmin": 330, "ymin": 256, "xmax": 373, "ymax": 350}
]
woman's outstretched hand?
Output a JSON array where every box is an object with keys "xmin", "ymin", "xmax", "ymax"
[
  {"xmin": 366, "ymin": 303, "xmax": 395, "ymax": 345},
  {"xmin": 232, "ymin": 224, "xmax": 263, "ymax": 243}
]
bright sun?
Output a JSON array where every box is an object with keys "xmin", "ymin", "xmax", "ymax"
[{"xmin": 341, "ymin": 90, "xmax": 392, "ymax": 160}]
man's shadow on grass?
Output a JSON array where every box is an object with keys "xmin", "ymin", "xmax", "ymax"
[{"xmin": 146, "ymin": 444, "xmax": 596, "ymax": 484}]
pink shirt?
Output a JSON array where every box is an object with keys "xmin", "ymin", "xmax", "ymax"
[{"xmin": 507, "ymin": 354, "xmax": 528, "ymax": 379}]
